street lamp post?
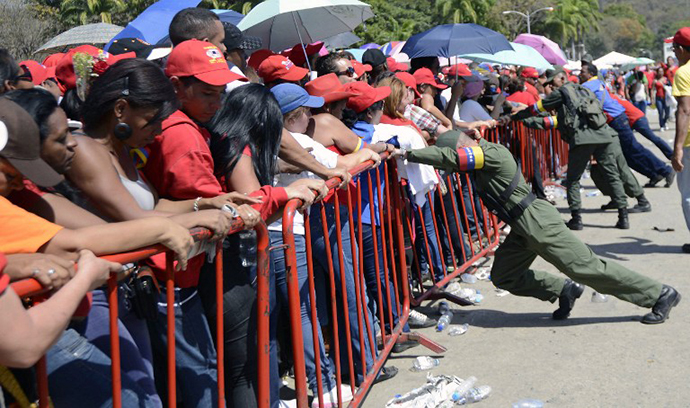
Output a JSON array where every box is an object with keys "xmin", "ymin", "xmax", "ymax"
[{"xmin": 502, "ymin": 6, "xmax": 554, "ymax": 35}]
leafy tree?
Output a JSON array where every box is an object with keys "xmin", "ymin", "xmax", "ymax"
[
  {"xmin": 585, "ymin": 3, "xmax": 655, "ymax": 58},
  {"xmin": 0, "ymin": 0, "xmax": 62, "ymax": 59},
  {"xmin": 353, "ymin": 0, "xmax": 436, "ymax": 45},
  {"xmin": 434, "ymin": 0, "xmax": 496, "ymax": 27},
  {"xmin": 59, "ymin": 0, "xmax": 127, "ymax": 25}
]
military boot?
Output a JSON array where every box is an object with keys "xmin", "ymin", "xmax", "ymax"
[
  {"xmin": 566, "ymin": 211, "xmax": 583, "ymax": 230},
  {"xmin": 629, "ymin": 194, "xmax": 652, "ymax": 213},
  {"xmin": 615, "ymin": 208, "xmax": 630, "ymax": 229}
]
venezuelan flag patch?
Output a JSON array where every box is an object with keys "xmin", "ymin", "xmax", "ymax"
[{"xmin": 455, "ymin": 146, "xmax": 485, "ymax": 171}]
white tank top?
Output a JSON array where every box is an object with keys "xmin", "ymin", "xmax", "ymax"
[{"xmin": 119, "ymin": 171, "xmax": 155, "ymax": 211}]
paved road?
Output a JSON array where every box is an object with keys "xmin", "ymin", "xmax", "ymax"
[{"xmin": 363, "ymin": 110, "xmax": 689, "ymax": 407}]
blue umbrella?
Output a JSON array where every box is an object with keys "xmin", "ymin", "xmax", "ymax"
[
  {"xmin": 401, "ymin": 24, "xmax": 513, "ymax": 59},
  {"xmin": 106, "ymin": 0, "xmax": 201, "ymax": 50},
  {"xmin": 153, "ymin": 9, "xmax": 245, "ymax": 46},
  {"xmin": 360, "ymin": 43, "xmax": 379, "ymax": 50}
]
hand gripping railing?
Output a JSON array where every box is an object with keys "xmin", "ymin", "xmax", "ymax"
[{"xmin": 10, "ymin": 219, "xmax": 271, "ymax": 408}]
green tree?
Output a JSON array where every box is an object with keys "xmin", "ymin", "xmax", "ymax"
[
  {"xmin": 353, "ymin": 0, "xmax": 436, "ymax": 45},
  {"xmin": 434, "ymin": 0, "xmax": 496, "ymax": 27},
  {"xmin": 541, "ymin": 0, "xmax": 601, "ymax": 58},
  {"xmin": 59, "ymin": 0, "xmax": 127, "ymax": 25},
  {"xmin": 585, "ymin": 3, "xmax": 655, "ymax": 58}
]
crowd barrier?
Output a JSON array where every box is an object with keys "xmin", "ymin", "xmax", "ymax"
[{"xmin": 8, "ymin": 121, "xmax": 568, "ymax": 408}]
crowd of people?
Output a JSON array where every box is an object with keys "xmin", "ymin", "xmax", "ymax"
[{"xmin": 0, "ymin": 6, "xmax": 687, "ymax": 407}]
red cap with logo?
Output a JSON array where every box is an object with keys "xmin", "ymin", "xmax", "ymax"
[
  {"xmin": 413, "ymin": 68, "xmax": 448, "ymax": 89},
  {"xmin": 343, "ymin": 81, "xmax": 391, "ymax": 113},
  {"xmin": 19, "ymin": 60, "xmax": 48, "ymax": 86},
  {"xmin": 351, "ymin": 60, "xmax": 372, "ymax": 77},
  {"xmin": 284, "ymin": 42, "xmax": 324, "ymax": 67},
  {"xmin": 674, "ymin": 27, "xmax": 690, "ymax": 47},
  {"xmin": 521, "ymin": 67, "xmax": 539, "ymax": 79},
  {"xmin": 305, "ymin": 73, "xmax": 358, "ymax": 104},
  {"xmin": 166, "ymin": 39, "xmax": 246, "ymax": 86},
  {"xmin": 395, "ymin": 72, "xmax": 421, "ymax": 98},
  {"xmin": 257, "ymin": 55, "xmax": 309, "ymax": 84},
  {"xmin": 443, "ymin": 63, "xmax": 472, "ymax": 77},
  {"xmin": 247, "ymin": 49, "xmax": 275, "ymax": 70}
]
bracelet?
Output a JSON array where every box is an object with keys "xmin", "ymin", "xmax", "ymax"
[{"xmin": 193, "ymin": 197, "xmax": 202, "ymax": 212}]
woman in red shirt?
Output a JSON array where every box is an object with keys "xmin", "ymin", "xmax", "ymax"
[{"xmin": 653, "ymin": 67, "xmax": 671, "ymax": 130}]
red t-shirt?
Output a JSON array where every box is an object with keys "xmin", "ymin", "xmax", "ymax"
[
  {"xmin": 654, "ymin": 78, "xmax": 667, "ymax": 99},
  {"xmin": 666, "ymin": 66, "xmax": 678, "ymax": 83},
  {"xmin": 506, "ymin": 91, "xmax": 537, "ymax": 106},
  {"xmin": 609, "ymin": 94, "xmax": 644, "ymax": 126},
  {"xmin": 644, "ymin": 71, "xmax": 655, "ymax": 90},
  {"xmin": 0, "ymin": 254, "xmax": 10, "ymax": 296},
  {"xmin": 524, "ymin": 82, "xmax": 540, "ymax": 101},
  {"xmin": 8, "ymin": 179, "xmax": 47, "ymax": 210}
]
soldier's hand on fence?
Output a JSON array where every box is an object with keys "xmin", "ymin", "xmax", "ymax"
[
  {"xmin": 159, "ymin": 218, "xmax": 195, "ymax": 271},
  {"xmin": 5, "ymin": 253, "xmax": 76, "ymax": 291},
  {"xmin": 672, "ymin": 149, "xmax": 684, "ymax": 172},
  {"xmin": 76, "ymin": 250, "xmax": 122, "ymax": 291}
]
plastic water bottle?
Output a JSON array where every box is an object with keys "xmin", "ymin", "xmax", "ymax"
[
  {"xmin": 438, "ymin": 301, "xmax": 450, "ymax": 315},
  {"xmin": 448, "ymin": 323, "xmax": 469, "ymax": 336},
  {"xmin": 437, "ymin": 310, "xmax": 453, "ymax": 332},
  {"xmin": 454, "ymin": 385, "xmax": 492, "ymax": 405},
  {"xmin": 238, "ymin": 230, "xmax": 257, "ymax": 267},
  {"xmin": 591, "ymin": 291, "xmax": 608, "ymax": 303},
  {"xmin": 451, "ymin": 376, "xmax": 476, "ymax": 402},
  {"xmin": 512, "ymin": 399, "xmax": 544, "ymax": 408},
  {"xmin": 460, "ymin": 273, "xmax": 477, "ymax": 284},
  {"xmin": 410, "ymin": 356, "xmax": 440, "ymax": 371}
]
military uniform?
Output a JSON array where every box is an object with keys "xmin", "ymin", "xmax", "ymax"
[
  {"xmin": 406, "ymin": 136, "xmax": 662, "ymax": 307},
  {"xmin": 514, "ymin": 82, "xmax": 629, "ymax": 214}
]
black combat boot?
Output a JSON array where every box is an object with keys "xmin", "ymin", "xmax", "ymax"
[
  {"xmin": 566, "ymin": 210, "xmax": 583, "ymax": 230},
  {"xmin": 629, "ymin": 194, "xmax": 651, "ymax": 213},
  {"xmin": 615, "ymin": 207, "xmax": 630, "ymax": 229}
]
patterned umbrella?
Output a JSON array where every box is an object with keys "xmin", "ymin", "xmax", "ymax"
[{"xmin": 36, "ymin": 23, "xmax": 124, "ymax": 53}]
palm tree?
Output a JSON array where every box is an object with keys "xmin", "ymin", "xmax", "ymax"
[
  {"xmin": 60, "ymin": 0, "xmax": 126, "ymax": 25},
  {"xmin": 435, "ymin": 0, "xmax": 494, "ymax": 25},
  {"xmin": 542, "ymin": 0, "xmax": 600, "ymax": 58}
]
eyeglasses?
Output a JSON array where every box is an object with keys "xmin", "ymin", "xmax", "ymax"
[
  {"xmin": 336, "ymin": 66, "xmax": 355, "ymax": 77},
  {"xmin": 14, "ymin": 69, "xmax": 32, "ymax": 83}
]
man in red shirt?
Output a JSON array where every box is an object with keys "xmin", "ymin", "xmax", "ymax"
[
  {"xmin": 506, "ymin": 77, "xmax": 538, "ymax": 106},
  {"xmin": 520, "ymin": 67, "xmax": 541, "ymax": 101}
]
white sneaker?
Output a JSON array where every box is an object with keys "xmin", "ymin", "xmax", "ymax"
[
  {"xmin": 279, "ymin": 399, "xmax": 297, "ymax": 408},
  {"xmin": 311, "ymin": 384, "xmax": 354, "ymax": 408},
  {"xmin": 408, "ymin": 309, "xmax": 437, "ymax": 328}
]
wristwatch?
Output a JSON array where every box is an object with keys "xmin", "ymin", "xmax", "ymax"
[{"xmin": 222, "ymin": 204, "xmax": 239, "ymax": 218}]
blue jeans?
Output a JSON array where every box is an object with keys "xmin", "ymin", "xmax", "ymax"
[
  {"xmin": 359, "ymin": 224, "xmax": 410, "ymax": 334},
  {"xmin": 47, "ymin": 328, "xmax": 161, "ymax": 407},
  {"xmin": 411, "ymin": 197, "xmax": 444, "ymax": 282},
  {"xmin": 435, "ymin": 176, "xmax": 471, "ymax": 265},
  {"xmin": 309, "ymin": 203, "xmax": 376, "ymax": 385},
  {"xmin": 656, "ymin": 96, "xmax": 670, "ymax": 128},
  {"xmin": 147, "ymin": 287, "xmax": 219, "ymax": 408},
  {"xmin": 633, "ymin": 116, "xmax": 673, "ymax": 159},
  {"xmin": 72, "ymin": 288, "xmax": 160, "ymax": 405},
  {"xmin": 633, "ymin": 100, "xmax": 647, "ymax": 114},
  {"xmin": 270, "ymin": 231, "xmax": 336, "ymax": 395},
  {"xmin": 609, "ymin": 114, "xmax": 671, "ymax": 179}
]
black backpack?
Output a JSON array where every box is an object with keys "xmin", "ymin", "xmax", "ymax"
[{"xmin": 560, "ymin": 84, "xmax": 608, "ymax": 131}]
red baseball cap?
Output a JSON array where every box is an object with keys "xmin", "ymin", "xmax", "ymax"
[
  {"xmin": 42, "ymin": 53, "xmax": 65, "ymax": 68},
  {"xmin": 351, "ymin": 60, "xmax": 372, "ymax": 77},
  {"xmin": 19, "ymin": 60, "xmax": 48, "ymax": 86},
  {"xmin": 386, "ymin": 57, "xmax": 408, "ymax": 72},
  {"xmin": 305, "ymin": 73, "xmax": 358, "ymax": 104},
  {"xmin": 257, "ymin": 55, "xmax": 309, "ymax": 84},
  {"xmin": 55, "ymin": 46, "xmax": 134, "ymax": 92},
  {"xmin": 343, "ymin": 81, "xmax": 391, "ymax": 113},
  {"xmin": 444, "ymin": 63, "xmax": 471, "ymax": 77},
  {"xmin": 285, "ymin": 42, "xmax": 324, "ymax": 67},
  {"xmin": 247, "ymin": 49, "xmax": 275, "ymax": 70},
  {"xmin": 521, "ymin": 67, "xmax": 539, "ymax": 79},
  {"xmin": 395, "ymin": 72, "xmax": 421, "ymax": 98},
  {"xmin": 674, "ymin": 27, "xmax": 690, "ymax": 47},
  {"xmin": 413, "ymin": 68, "xmax": 448, "ymax": 89},
  {"xmin": 166, "ymin": 40, "xmax": 246, "ymax": 86}
]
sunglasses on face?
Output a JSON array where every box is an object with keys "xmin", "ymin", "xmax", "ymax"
[
  {"xmin": 336, "ymin": 66, "xmax": 355, "ymax": 77},
  {"xmin": 15, "ymin": 68, "xmax": 32, "ymax": 83}
]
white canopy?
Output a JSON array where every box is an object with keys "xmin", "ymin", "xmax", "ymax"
[{"xmin": 593, "ymin": 51, "xmax": 635, "ymax": 68}]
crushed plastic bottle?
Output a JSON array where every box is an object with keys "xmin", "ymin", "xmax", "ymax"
[
  {"xmin": 591, "ymin": 291, "xmax": 609, "ymax": 303},
  {"xmin": 512, "ymin": 399, "xmax": 544, "ymax": 408},
  {"xmin": 460, "ymin": 273, "xmax": 477, "ymax": 284},
  {"xmin": 454, "ymin": 385, "xmax": 492, "ymax": 405},
  {"xmin": 410, "ymin": 356, "xmax": 440, "ymax": 371},
  {"xmin": 445, "ymin": 281, "xmax": 463, "ymax": 294},
  {"xmin": 585, "ymin": 190, "xmax": 601, "ymax": 197},
  {"xmin": 450, "ymin": 376, "xmax": 476, "ymax": 401},
  {"xmin": 448, "ymin": 323, "xmax": 469, "ymax": 336}
]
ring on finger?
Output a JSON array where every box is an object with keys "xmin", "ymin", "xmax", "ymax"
[
  {"xmin": 32, "ymin": 269, "xmax": 40, "ymax": 278},
  {"xmin": 47, "ymin": 269, "xmax": 56, "ymax": 276}
]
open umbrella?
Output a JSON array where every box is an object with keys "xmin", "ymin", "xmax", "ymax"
[
  {"xmin": 513, "ymin": 34, "xmax": 567, "ymax": 66},
  {"xmin": 36, "ymin": 23, "xmax": 124, "ymax": 53},
  {"xmin": 401, "ymin": 24, "xmax": 512, "ymax": 59},
  {"xmin": 592, "ymin": 51, "xmax": 635, "ymax": 68},
  {"xmin": 380, "ymin": 40, "xmax": 405, "ymax": 56},
  {"xmin": 322, "ymin": 31, "xmax": 361, "ymax": 50},
  {"xmin": 620, "ymin": 57, "xmax": 655, "ymax": 71},
  {"xmin": 360, "ymin": 43, "xmax": 380, "ymax": 50},
  {"xmin": 237, "ymin": 0, "xmax": 374, "ymax": 52},
  {"xmin": 460, "ymin": 42, "xmax": 553, "ymax": 70}
]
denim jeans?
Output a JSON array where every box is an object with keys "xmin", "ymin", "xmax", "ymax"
[
  {"xmin": 633, "ymin": 100, "xmax": 647, "ymax": 114},
  {"xmin": 358, "ymin": 224, "xmax": 410, "ymax": 334},
  {"xmin": 656, "ymin": 96, "xmax": 670, "ymax": 128},
  {"xmin": 47, "ymin": 328, "xmax": 161, "ymax": 407},
  {"xmin": 434, "ymin": 176, "xmax": 471, "ymax": 266},
  {"xmin": 309, "ymin": 203, "xmax": 376, "ymax": 385},
  {"xmin": 609, "ymin": 114, "xmax": 671, "ymax": 179},
  {"xmin": 72, "ymin": 288, "xmax": 160, "ymax": 405},
  {"xmin": 411, "ymin": 197, "xmax": 444, "ymax": 282},
  {"xmin": 147, "ymin": 287, "xmax": 219, "ymax": 408},
  {"xmin": 269, "ymin": 231, "xmax": 336, "ymax": 395},
  {"xmin": 197, "ymin": 235, "xmax": 260, "ymax": 408},
  {"xmin": 633, "ymin": 116, "xmax": 673, "ymax": 159}
]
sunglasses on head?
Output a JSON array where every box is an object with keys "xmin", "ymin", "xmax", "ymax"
[{"xmin": 336, "ymin": 66, "xmax": 355, "ymax": 77}]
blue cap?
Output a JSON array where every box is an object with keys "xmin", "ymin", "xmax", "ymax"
[{"xmin": 270, "ymin": 83, "xmax": 324, "ymax": 115}]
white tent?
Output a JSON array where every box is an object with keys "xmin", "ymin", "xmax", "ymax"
[{"xmin": 593, "ymin": 51, "xmax": 635, "ymax": 68}]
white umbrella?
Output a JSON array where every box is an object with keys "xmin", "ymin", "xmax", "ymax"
[
  {"xmin": 459, "ymin": 42, "xmax": 553, "ymax": 70},
  {"xmin": 36, "ymin": 23, "xmax": 124, "ymax": 53},
  {"xmin": 593, "ymin": 51, "xmax": 635, "ymax": 67},
  {"xmin": 237, "ymin": 0, "xmax": 374, "ymax": 52}
]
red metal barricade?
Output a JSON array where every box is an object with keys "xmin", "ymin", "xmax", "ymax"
[{"xmin": 9, "ymin": 220, "xmax": 271, "ymax": 408}]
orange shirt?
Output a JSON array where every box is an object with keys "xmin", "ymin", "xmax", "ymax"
[{"xmin": 0, "ymin": 196, "xmax": 63, "ymax": 254}]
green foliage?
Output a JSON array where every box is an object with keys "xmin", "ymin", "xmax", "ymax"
[
  {"xmin": 584, "ymin": 2, "xmax": 655, "ymax": 59},
  {"xmin": 353, "ymin": 0, "xmax": 436, "ymax": 44},
  {"xmin": 434, "ymin": 0, "xmax": 495, "ymax": 27}
]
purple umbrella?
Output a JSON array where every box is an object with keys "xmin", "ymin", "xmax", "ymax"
[
  {"xmin": 514, "ymin": 33, "xmax": 567, "ymax": 65},
  {"xmin": 360, "ymin": 42, "xmax": 380, "ymax": 49}
]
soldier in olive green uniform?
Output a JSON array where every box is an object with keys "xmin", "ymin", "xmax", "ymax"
[
  {"xmin": 513, "ymin": 66, "xmax": 630, "ymax": 230},
  {"xmin": 404, "ymin": 130, "xmax": 680, "ymax": 324}
]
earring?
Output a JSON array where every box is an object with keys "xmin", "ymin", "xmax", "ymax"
[{"xmin": 114, "ymin": 122, "xmax": 132, "ymax": 141}]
